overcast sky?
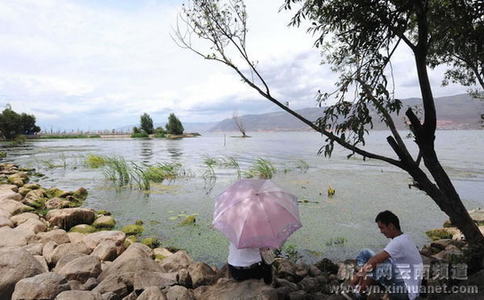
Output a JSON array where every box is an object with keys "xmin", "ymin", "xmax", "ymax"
[{"xmin": 0, "ymin": 0, "xmax": 469, "ymax": 131}]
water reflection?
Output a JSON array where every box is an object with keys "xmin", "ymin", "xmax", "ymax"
[
  {"xmin": 166, "ymin": 140, "xmax": 183, "ymax": 160},
  {"xmin": 140, "ymin": 140, "xmax": 153, "ymax": 164}
]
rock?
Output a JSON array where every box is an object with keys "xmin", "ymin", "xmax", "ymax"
[
  {"xmin": 96, "ymin": 210, "xmax": 111, "ymax": 216},
  {"xmin": 84, "ymin": 277, "xmax": 99, "ymax": 290},
  {"xmin": 98, "ymin": 243, "xmax": 160, "ymax": 281},
  {"xmin": 56, "ymin": 255, "xmax": 102, "ymax": 283},
  {"xmin": 314, "ymin": 258, "xmax": 340, "ymax": 275},
  {"xmin": 308, "ymin": 265, "xmax": 322, "ymax": 277},
  {"xmin": 54, "ymin": 253, "xmax": 89, "ymax": 272},
  {"xmin": 23, "ymin": 242, "xmax": 44, "ymax": 255},
  {"xmin": 19, "ymin": 187, "xmax": 32, "ymax": 197},
  {"xmin": 92, "ymin": 240, "xmax": 119, "ymax": 262},
  {"xmin": 165, "ymin": 285, "xmax": 195, "ymax": 300},
  {"xmin": 84, "ymin": 231, "xmax": 126, "ymax": 250},
  {"xmin": 273, "ymin": 278, "xmax": 299, "ymax": 292},
  {"xmin": 177, "ymin": 269, "xmax": 192, "ymax": 287},
  {"xmin": 431, "ymin": 244, "xmax": 464, "ymax": 261},
  {"xmin": 121, "ymin": 224, "xmax": 144, "ymax": 235},
  {"xmin": 336, "ymin": 261, "xmax": 355, "ymax": 281},
  {"xmin": 101, "ymin": 292, "xmax": 120, "ymax": 300},
  {"xmin": 10, "ymin": 212, "xmax": 39, "ymax": 225},
  {"xmin": 141, "ymin": 237, "xmax": 160, "ymax": 248},
  {"xmin": 70, "ymin": 224, "xmax": 97, "ymax": 233},
  {"xmin": 122, "ymin": 291, "xmax": 138, "ymax": 300},
  {"xmin": 197, "ymin": 278, "xmax": 278, "ymax": 300},
  {"xmin": 68, "ymin": 231, "xmax": 86, "ymax": 244},
  {"xmin": 56, "ymin": 290, "xmax": 104, "ymax": 300},
  {"xmin": 124, "ymin": 235, "xmax": 137, "ymax": 247},
  {"xmin": 68, "ymin": 279, "xmax": 84, "ymax": 290},
  {"xmin": 425, "ymin": 228, "xmax": 455, "ymax": 241},
  {"xmin": 23, "ymin": 189, "xmax": 46, "ymax": 208},
  {"xmin": 133, "ymin": 271, "xmax": 177, "ymax": 292},
  {"xmin": 93, "ymin": 216, "xmax": 116, "ymax": 229},
  {"xmin": 45, "ymin": 187, "xmax": 66, "ymax": 198},
  {"xmin": 137, "ymin": 286, "xmax": 167, "ymax": 300},
  {"xmin": 16, "ymin": 217, "xmax": 47, "ymax": 234},
  {"xmin": 0, "ymin": 247, "xmax": 45, "ymax": 299},
  {"xmin": 7, "ymin": 173, "xmax": 27, "ymax": 186},
  {"xmin": 49, "ymin": 242, "xmax": 92, "ymax": 265},
  {"xmin": 46, "ymin": 197, "xmax": 71, "ymax": 209},
  {"xmin": 154, "ymin": 247, "xmax": 174, "ymax": 260},
  {"xmin": 23, "ymin": 183, "xmax": 40, "ymax": 190},
  {"xmin": 0, "ymin": 199, "xmax": 34, "ymax": 215},
  {"xmin": 187, "ymin": 262, "xmax": 217, "ymax": 288},
  {"xmin": 73, "ymin": 187, "xmax": 88, "ymax": 200},
  {"xmin": 11, "ymin": 272, "xmax": 69, "ymax": 300},
  {"xmin": 0, "ymin": 184, "xmax": 19, "ymax": 192},
  {"xmin": 0, "ymin": 226, "xmax": 34, "ymax": 247},
  {"xmin": 37, "ymin": 229, "xmax": 70, "ymax": 244},
  {"xmin": 43, "ymin": 241, "xmax": 60, "ymax": 264},
  {"xmin": 274, "ymin": 258, "xmax": 298, "ymax": 281},
  {"xmin": 92, "ymin": 273, "xmax": 133, "ymax": 297},
  {"xmin": 298, "ymin": 276, "xmax": 325, "ymax": 293},
  {"xmin": 0, "ymin": 189, "xmax": 22, "ymax": 201},
  {"xmin": 295, "ymin": 264, "xmax": 309, "ymax": 278},
  {"xmin": 0, "ymin": 215, "xmax": 13, "ymax": 227},
  {"xmin": 46, "ymin": 208, "xmax": 96, "ymax": 230},
  {"xmin": 34, "ymin": 255, "xmax": 50, "ymax": 272},
  {"xmin": 159, "ymin": 250, "xmax": 193, "ymax": 273}
]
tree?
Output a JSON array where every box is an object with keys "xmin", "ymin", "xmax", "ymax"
[
  {"xmin": 0, "ymin": 106, "xmax": 40, "ymax": 140},
  {"xmin": 166, "ymin": 113, "xmax": 184, "ymax": 135},
  {"xmin": 140, "ymin": 113, "xmax": 154, "ymax": 134},
  {"xmin": 175, "ymin": 0, "xmax": 484, "ymax": 248},
  {"xmin": 232, "ymin": 111, "xmax": 248, "ymax": 137}
]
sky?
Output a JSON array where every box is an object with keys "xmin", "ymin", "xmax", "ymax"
[{"xmin": 0, "ymin": 0, "xmax": 469, "ymax": 132}]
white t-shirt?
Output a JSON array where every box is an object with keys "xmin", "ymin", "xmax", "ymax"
[
  {"xmin": 384, "ymin": 233, "xmax": 423, "ymax": 300},
  {"xmin": 227, "ymin": 242, "xmax": 261, "ymax": 267}
]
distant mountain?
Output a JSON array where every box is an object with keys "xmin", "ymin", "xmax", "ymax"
[
  {"xmin": 209, "ymin": 94, "xmax": 484, "ymax": 132},
  {"xmin": 116, "ymin": 122, "xmax": 217, "ymax": 133}
]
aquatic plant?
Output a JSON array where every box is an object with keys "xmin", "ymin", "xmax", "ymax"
[
  {"xmin": 130, "ymin": 162, "xmax": 151, "ymax": 190},
  {"xmin": 327, "ymin": 185, "xmax": 336, "ymax": 197},
  {"xmin": 203, "ymin": 156, "xmax": 217, "ymax": 168},
  {"xmin": 219, "ymin": 156, "xmax": 241, "ymax": 178},
  {"xmin": 85, "ymin": 154, "xmax": 107, "ymax": 168},
  {"xmin": 244, "ymin": 158, "xmax": 276, "ymax": 179},
  {"xmin": 325, "ymin": 236, "xmax": 347, "ymax": 247},
  {"xmin": 295, "ymin": 159, "xmax": 309, "ymax": 173},
  {"xmin": 144, "ymin": 162, "xmax": 184, "ymax": 183},
  {"xmin": 103, "ymin": 156, "xmax": 131, "ymax": 186}
]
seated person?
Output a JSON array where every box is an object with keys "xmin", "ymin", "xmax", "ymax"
[
  {"xmin": 227, "ymin": 242, "xmax": 272, "ymax": 284},
  {"xmin": 351, "ymin": 210, "xmax": 423, "ymax": 300}
]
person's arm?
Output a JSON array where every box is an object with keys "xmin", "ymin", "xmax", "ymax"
[{"xmin": 353, "ymin": 251, "xmax": 390, "ymax": 289}]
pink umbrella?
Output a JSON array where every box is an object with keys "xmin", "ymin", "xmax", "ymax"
[{"xmin": 213, "ymin": 179, "xmax": 302, "ymax": 249}]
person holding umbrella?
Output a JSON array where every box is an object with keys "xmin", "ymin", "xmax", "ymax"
[{"xmin": 213, "ymin": 179, "xmax": 303, "ymax": 284}]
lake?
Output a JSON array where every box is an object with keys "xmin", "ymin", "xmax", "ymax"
[{"xmin": 2, "ymin": 130, "xmax": 484, "ymax": 266}]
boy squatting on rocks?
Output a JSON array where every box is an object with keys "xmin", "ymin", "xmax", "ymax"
[{"xmin": 351, "ymin": 210, "xmax": 423, "ymax": 300}]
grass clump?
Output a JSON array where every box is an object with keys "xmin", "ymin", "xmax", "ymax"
[
  {"xmin": 425, "ymin": 229, "xmax": 454, "ymax": 241},
  {"xmin": 104, "ymin": 156, "xmax": 131, "ymax": 186},
  {"xmin": 244, "ymin": 158, "xmax": 276, "ymax": 179},
  {"xmin": 144, "ymin": 162, "xmax": 183, "ymax": 183},
  {"xmin": 131, "ymin": 132, "xmax": 149, "ymax": 138},
  {"xmin": 295, "ymin": 159, "xmax": 309, "ymax": 173},
  {"xmin": 85, "ymin": 154, "xmax": 107, "ymax": 168}
]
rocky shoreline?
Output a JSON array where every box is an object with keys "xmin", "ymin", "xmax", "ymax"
[{"xmin": 0, "ymin": 162, "xmax": 483, "ymax": 299}]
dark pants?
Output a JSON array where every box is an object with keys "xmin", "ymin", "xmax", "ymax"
[{"xmin": 228, "ymin": 261, "xmax": 273, "ymax": 284}]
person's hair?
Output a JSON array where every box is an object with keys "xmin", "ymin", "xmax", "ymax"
[{"xmin": 375, "ymin": 210, "xmax": 401, "ymax": 231}]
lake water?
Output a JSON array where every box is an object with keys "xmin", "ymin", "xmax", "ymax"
[{"xmin": 2, "ymin": 130, "xmax": 484, "ymax": 265}]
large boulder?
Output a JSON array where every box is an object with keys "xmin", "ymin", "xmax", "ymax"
[
  {"xmin": 197, "ymin": 278, "xmax": 278, "ymax": 300},
  {"xmin": 46, "ymin": 197, "xmax": 71, "ymax": 209},
  {"xmin": 49, "ymin": 242, "xmax": 92, "ymax": 265},
  {"xmin": 54, "ymin": 253, "xmax": 89, "ymax": 272},
  {"xmin": 10, "ymin": 212, "xmax": 39, "ymax": 226},
  {"xmin": 56, "ymin": 290, "xmax": 103, "ymax": 300},
  {"xmin": 98, "ymin": 243, "xmax": 160, "ymax": 281},
  {"xmin": 158, "ymin": 250, "xmax": 193, "ymax": 273},
  {"xmin": 23, "ymin": 189, "xmax": 46, "ymax": 208},
  {"xmin": 37, "ymin": 229, "xmax": 71, "ymax": 245},
  {"xmin": 91, "ymin": 240, "xmax": 119, "ymax": 262},
  {"xmin": 0, "ymin": 214, "xmax": 13, "ymax": 228},
  {"xmin": 0, "ymin": 184, "xmax": 19, "ymax": 192},
  {"xmin": 56, "ymin": 255, "xmax": 102, "ymax": 283},
  {"xmin": 0, "ymin": 199, "xmax": 34, "ymax": 215},
  {"xmin": 0, "ymin": 189, "xmax": 22, "ymax": 201},
  {"xmin": 137, "ymin": 286, "xmax": 167, "ymax": 300},
  {"xmin": 34, "ymin": 255, "xmax": 50, "ymax": 273},
  {"xmin": 16, "ymin": 217, "xmax": 47, "ymax": 234},
  {"xmin": 165, "ymin": 285, "xmax": 195, "ymax": 300},
  {"xmin": 83, "ymin": 231, "xmax": 126, "ymax": 250},
  {"xmin": 132, "ymin": 271, "xmax": 177, "ymax": 293},
  {"xmin": 46, "ymin": 208, "xmax": 96, "ymax": 230},
  {"xmin": 23, "ymin": 242, "xmax": 44, "ymax": 256},
  {"xmin": 187, "ymin": 262, "xmax": 217, "ymax": 288},
  {"xmin": 68, "ymin": 232, "xmax": 86, "ymax": 244},
  {"xmin": 0, "ymin": 226, "xmax": 35, "ymax": 247},
  {"xmin": 92, "ymin": 273, "xmax": 133, "ymax": 297},
  {"xmin": 11, "ymin": 272, "xmax": 69, "ymax": 300},
  {"xmin": 93, "ymin": 216, "xmax": 116, "ymax": 229},
  {"xmin": 0, "ymin": 247, "xmax": 45, "ymax": 299},
  {"xmin": 7, "ymin": 172, "xmax": 28, "ymax": 187}
]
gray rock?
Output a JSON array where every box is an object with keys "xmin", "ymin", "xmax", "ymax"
[
  {"xmin": 0, "ymin": 189, "xmax": 22, "ymax": 201},
  {"xmin": 288, "ymin": 290, "xmax": 307, "ymax": 300},
  {"xmin": 34, "ymin": 255, "xmax": 50, "ymax": 272},
  {"xmin": 92, "ymin": 240, "xmax": 119, "ymax": 261},
  {"xmin": 10, "ymin": 212, "xmax": 39, "ymax": 226},
  {"xmin": 56, "ymin": 290, "xmax": 104, "ymax": 300},
  {"xmin": 92, "ymin": 273, "xmax": 133, "ymax": 297},
  {"xmin": 98, "ymin": 243, "xmax": 161, "ymax": 281},
  {"xmin": 102, "ymin": 292, "xmax": 121, "ymax": 300},
  {"xmin": 197, "ymin": 278, "xmax": 278, "ymax": 300},
  {"xmin": 137, "ymin": 286, "xmax": 167, "ymax": 300},
  {"xmin": 50, "ymin": 241, "xmax": 92, "ymax": 265},
  {"xmin": 158, "ymin": 250, "xmax": 193, "ymax": 273},
  {"xmin": 0, "ymin": 199, "xmax": 34, "ymax": 215},
  {"xmin": 46, "ymin": 208, "xmax": 96, "ymax": 230},
  {"xmin": 69, "ymin": 279, "xmax": 85, "ymax": 290},
  {"xmin": 0, "ymin": 248, "xmax": 44, "ymax": 299},
  {"xmin": 0, "ymin": 215, "xmax": 13, "ymax": 228},
  {"xmin": 46, "ymin": 197, "xmax": 71, "ymax": 209},
  {"xmin": 37, "ymin": 229, "xmax": 70, "ymax": 245},
  {"xmin": 11, "ymin": 272, "xmax": 69, "ymax": 300},
  {"xmin": 133, "ymin": 271, "xmax": 177, "ymax": 292},
  {"xmin": 23, "ymin": 242, "xmax": 44, "ymax": 255},
  {"xmin": 54, "ymin": 253, "xmax": 89, "ymax": 272},
  {"xmin": 298, "ymin": 276, "xmax": 323, "ymax": 293},
  {"xmin": 165, "ymin": 285, "xmax": 195, "ymax": 300},
  {"xmin": 43, "ymin": 240, "xmax": 59, "ymax": 265},
  {"xmin": 83, "ymin": 277, "xmax": 99, "ymax": 290},
  {"xmin": 56, "ymin": 255, "xmax": 102, "ymax": 283},
  {"xmin": 68, "ymin": 231, "xmax": 86, "ymax": 244},
  {"xmin": 308, "ymin": 265, "xmax": 322, "ymax": 277},
  {"xmin": 0, "ymin": 226, "xmax": 34, "ymax": 247},
  {"xmin": 122, "ymin": 291, "xmax": 138, "ymax": 300},
  {"xmin": 187, "ymin": 261, "xmax": 217, "ymax": 288},
  {"xmin": 274, "ymin": 258, "xmax": 298, "ymax": 281},
  {"xmin": 23, "ymin": 189, "xmax": 46, "ymax": 207},
  {"xmin": 273, "ymin": 277, "xmax": 299, "ymax": 292},
  {"xmin": 176, "ymin": 268, "xmax": 192, "ymax": 288},
  {"xmin": 16, "ymin": 217, "xmax": 47, "ymax": 234},
  {"xmin": 83, "ymin": 230, "xmax": 126, "ymax": 250}
]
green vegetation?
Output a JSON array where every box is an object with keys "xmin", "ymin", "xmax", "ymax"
[
  {"xmin": 38, "ymin": 134, "xmax": 100, "ymax": 139},
  {"xmin": 85, "ymin": 154, "xmax": 107, "ymax": 168},
  {"xmin": 142, "ymin": 237, "xmax": 161, "ymax": 248},
  {"xmin": 325, "ymin": 236, "xmax": 347, "ymax": 247},
  {"xmin": 131, "ymin": 131, "xmax": 149, "ymax": 138},
  {"xmin": 165, "ymin": 113, "xmax": 184, "ymax": 135},
  {"xmin": 121, "ymin": 224, "xmax": 144, "ymax": 235},
  {"xmin": 144, "ymin": 162, "xmax": 184, "ymax": 182},
  {"xmin": 243, "ymin": 158, "xmax": 276, "ymax": 179},
  {"xmin": 425, "ymin": 229, "xmax": 454, "ymax": 241},
  {"xmin": 295, "ymin": 159, "xmax": 309, "ymax": 173},
  {"xmin": 103, "ymin": 156, "xmax": 131, "ymax": 186},
  {"xmin": 154, "ymin": 127, "xmax": 166, "ymax": 138},
  {"xmin": 0, "ymin": 151, "xmax": 6, "ymax": 158},
  {"xmin": 0, "ymin": 105, "xmax": 40, "ymax": 140}
]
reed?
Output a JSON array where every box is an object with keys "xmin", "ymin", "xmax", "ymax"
[
  {"xmin": 85, "ymin": 154, "xmax": 107, "ymax": 168},
  {"xmin": 244, "ymin": 158, "xmax": 276, "ymax": 179},
  {"xmin": 103, "ymin": 156, "xmax": 131, "ymax": 186},
  {"xmin": 144, "ymin": 162, "xmax": 184, "ymax": 183}
]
